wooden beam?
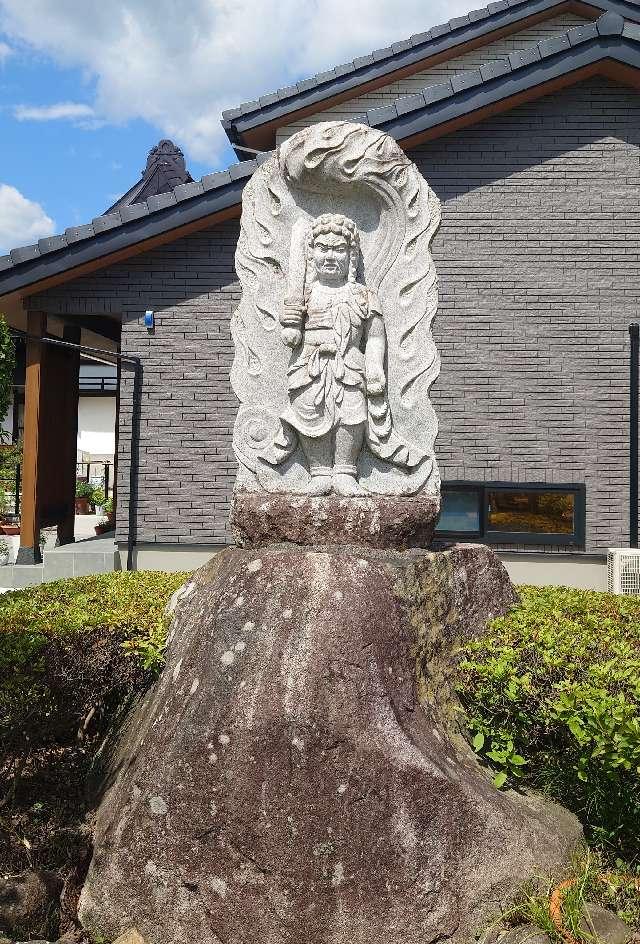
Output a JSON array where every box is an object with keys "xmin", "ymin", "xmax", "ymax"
[
  {"xmin": 16, "ymin": 311, "xmax": 46, "ymax": 564},
  {"xmin": 56, "ymin": 325, "xmax": 81, "ymax": 546}
]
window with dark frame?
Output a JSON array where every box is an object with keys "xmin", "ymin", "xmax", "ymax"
[{"xmin": 435, "ymin": 482, "xmax": 585, "ymax": 547}]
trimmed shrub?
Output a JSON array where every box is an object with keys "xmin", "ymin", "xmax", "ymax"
[{"xmin": 457, "ymin": 585, "xmax": 640, "ymax": 860}]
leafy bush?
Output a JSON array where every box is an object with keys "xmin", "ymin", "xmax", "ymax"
[
  {"xmin": 458, "ymin": 585, "xmax": 640, "ymax": 860},
  {"xmin": 75, "ymin": 480, "xmax": 95, "ymax": 500}
]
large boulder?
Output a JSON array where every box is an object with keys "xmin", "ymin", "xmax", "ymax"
[{"xmin": 79, "ymin": 544, "xmax": 581, "ymax": 944}]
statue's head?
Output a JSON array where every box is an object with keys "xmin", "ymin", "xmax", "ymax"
[{"xmin": 309, "ymin": 214, "xmax": 359, "ymax": 285}]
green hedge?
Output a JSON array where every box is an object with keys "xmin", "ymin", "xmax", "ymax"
[
  {"xmin": 457, "ymin": 585, "xmax": 640, "ymax": 860},
  {"xmin": 0, "ymin": 571, "xmax": 189, "ymax": 762}
]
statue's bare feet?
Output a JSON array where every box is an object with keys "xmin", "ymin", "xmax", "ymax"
[
  {"xmin": 333, "ymin": 473, "xmax": 365, "ymax": 497},
  {"xmin": 307, "ymin": 474, "xmax": 332, "ymax": 496}
]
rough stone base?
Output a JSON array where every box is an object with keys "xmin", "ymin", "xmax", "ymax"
[
  {"xmin": 230, "ymin": 490, "xmax": 440, "ymax": 549},
  {"xmin": 79, "ymin": 544, "xmax": 581, "ymax": 944}
]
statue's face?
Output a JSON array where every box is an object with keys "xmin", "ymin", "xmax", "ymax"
[{"xmin": 312, "ymin": 232, "xmax": 349, "ymax": 283}]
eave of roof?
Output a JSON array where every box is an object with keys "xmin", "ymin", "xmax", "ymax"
[
  {"xmin": 361, "ymin": 12, "xmax": 640, "ymax": 144},
  {"xmin": 0, "ymin": 159, "xmax": 264, "ymax": 299},
  {"xmin": 222, "ymin": 0, "xmax": 640, "ymax": 154},
  {"xmin": 2, "ymin": 10, "xmax": 639, "ymax": 301}
]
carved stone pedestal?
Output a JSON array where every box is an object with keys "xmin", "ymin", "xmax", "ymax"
[
  {"xmin": 230, "ymin": 490, "xmax": 440, "ymax": 549},
  {"xmin": 79, "ymin": 544, "xmax": 581, "ymax": 944}
]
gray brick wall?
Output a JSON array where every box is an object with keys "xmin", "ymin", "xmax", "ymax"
[
  {"xmin": 31, "ymin": 76, "xmax": 640, "ymax": 554},
  {"xmin": 30, "ymin": 222, "xmax": 241, "ymax": 546},
  {"xmin": 421, "ymin": 77, "xmax": 640, "ymax": 554}
]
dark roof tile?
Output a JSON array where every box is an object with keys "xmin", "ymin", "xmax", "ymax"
[
  {"xmin": 276, "ymin": 85, "xmax": 297, "ymax": 99},
  {"xmin": 92, "ymin": 213, "xmax": 122, "ymax": 234},
  {"xmin": 423, "ymin": 81, "xmax": 454, "ymax": 104},
  {"xmin": 37, "ymin": 235, "xmax": 68, "ymax": 253},
  {"xmin": 623, "ymin": 20, "xmax": 640, "ymax": 39},
  {"xmin": 0, "ymin": 256, "xmax": 13, "ymax": 272},
  {"xmin": 10, "ymin": 245, "xmax": 39, "ymax": 264},
  {"xmin": 202, "ymin": 169, "xmax": 232, "ymax": 190},
  {"xmin": 229, "ymin": 160, "xmax": 257, "ymax": 181},
  {"xmin": 119, "ymin": 203, "xmax": 149, "ymax": 223},
  {"xmin": 353, "ymin": 54, "xmax": 375, "ymax": 68},
  {"xmin": 430, "ymin": 22, "xmax": 452, "ymax": 38},
  {"xmin": 567, "ymin": 21, "xmax": 599, "ymax": 44},
  {"xmin": 295, "ymin": 79, "xmax": 317, "ymax": 93},
  {"xmin": 451, "ymin": 68, "xmax": 483, "ymax": 92},
  {"xmin": 480, "ymin": 57, "xmax": 512, "ymax": 80},
  {"xmin": 65, "ymin": 224, "xmax": 95, "ymax": 243},
  {"xmin": 409, "ymin": 30, "xmax": 432, "ymax": 46},
  {"xmin": 508, "ymin": 44, "xmax": 542, "ymax": 68},
  {"xmin": 449, "ymin": 14, "xmax": 471, "ymax": 28},
  {"xmin": 391, "ymin": 39, "xmax": 413, "ymax": 53},
  {"xmin": 372, "ymin": 47, "xmax": 393, "ymax": 62},
  {"xmin": 259, "ymin": 91, "xmax": 281, "ymax": 105},
  {"xmin": 146, "ymin": 191, "xmax": 177, "ymax": 212},
  {"xmin": 366, "ymin": 102, "xmax": 398, "ymax": 125},
  {"xmin": 174, "ymin": 181, "xmax": 205, "ymax": 202},
  {"xmin": 334, "ymin": 62, "xmax": 354, "ymax": 77},
  {"xmin": 395, "ymin": 92, "xmax": 427, "ymax": 115},
  {"xmin": 597, "ymin": 10, "xmax": 625, "ymax": 33},
  {"xmin": 538, "ymin": 33, "xmax": 572, "ymax": 55}
]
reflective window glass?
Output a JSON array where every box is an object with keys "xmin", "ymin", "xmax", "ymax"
[
  {"xmin": 487, "ymin": 490, "xmax": 574, "ymax": 534},
  {"xmin": 436, "ymin": 489, "xmax": 481, "ymax": 533}
]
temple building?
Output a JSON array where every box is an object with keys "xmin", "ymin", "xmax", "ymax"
[{"xmin": 1, "ymin": 0, "xmax": 639, "ymax": 588}]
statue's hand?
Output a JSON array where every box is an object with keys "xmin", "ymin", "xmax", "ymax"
[
  {"xmin": 282, "ymin": 328, "xmax": 302, "ymax": 348},
  {"xmin": 366, "ymin": 370, "xmax": 386, "ymax": 396}
]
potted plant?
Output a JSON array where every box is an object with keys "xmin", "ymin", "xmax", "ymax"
[
  {"xmin": 94, "ymin": 498, "xmax": 115, "ymax": 536},
  {"xmin": 75, "ymin": 480, "xmax": 94, "ymax": 515},
  {"xmin": 92, "ymin": 487, "xmax": 106, "ymax": 516}
]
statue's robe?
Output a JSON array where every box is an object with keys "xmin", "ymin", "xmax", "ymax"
[{"xmin": 263, "ymin": 280, "xmax": 426, "ymax": 469}]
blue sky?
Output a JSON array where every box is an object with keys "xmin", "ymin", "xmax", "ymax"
[{"xmin": 0, "ymin": 0, "xmax": 469, "ymax": 253}]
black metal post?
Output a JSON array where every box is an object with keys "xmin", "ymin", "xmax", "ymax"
[
  {"xmin": 14, "ymin": 463, "xmax": 20, "ymax": 517},
  {"xmin": 104, "ymin": 462, "xmax": 110, "ymax": 499},
  {"xmin": 630, "ymin": 323, "xmax": 639, "ymax": 548}
]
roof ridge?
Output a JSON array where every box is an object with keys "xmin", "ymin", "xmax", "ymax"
[{"xmin": 361, "ymin": 11, "xmax": 636, "ymax": 130}]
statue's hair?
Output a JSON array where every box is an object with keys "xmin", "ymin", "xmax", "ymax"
[{"xmin": 308, "ymin": 213, "xmax": 359, "ymax": 283}]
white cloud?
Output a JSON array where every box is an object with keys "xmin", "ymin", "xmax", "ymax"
[
  {"xmin": 0, "ymin": 183, "xmax": 54, "ymax": 253},
  {"xmin": 0, "ymin": 0, "xmax": 471, "ymax": 167},
  {"xmin": 14, "ymin": 101, "xmax": 95, "ymax": 121},
  {"xmin": 0, "ymin": 39, "xmax": 11, "ymax": 62}
]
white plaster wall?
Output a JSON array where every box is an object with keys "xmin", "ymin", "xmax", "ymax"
[
  {"xmin": 277, "ymin": 13, "xmax": 588, "ymax": 143},
  {"xmin": 77, "ymin": 396, "xmax": 116, "ymax": 459}
]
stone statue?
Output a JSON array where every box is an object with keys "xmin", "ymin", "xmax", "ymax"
[
  {"xmin": 277, "ymin": 212, "xmax": 393, "ymax": 497},
  {"xmin": 231, "ymin": 121, "xmax": 442, "ymax": 499}
]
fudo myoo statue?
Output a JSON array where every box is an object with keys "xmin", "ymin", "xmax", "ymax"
[
  {"xmin": 278, "ymin": 213, "xmax": 386, "ymax": 496},
  {"xmin": 232, "ymin": 121, "xmax": 441, "ymax": 498}
]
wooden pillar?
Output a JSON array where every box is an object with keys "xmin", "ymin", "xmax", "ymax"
[
  {"xmin": 16, "ymin": 311, "xmax": 46, "ymax": 564},
  {"xmin": 56, "ymin": 325, "xmax": 81, "ymax": 546}
]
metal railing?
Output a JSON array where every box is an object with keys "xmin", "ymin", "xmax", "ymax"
[
  {"xmin": 0, "ymin": 464, "xmax": 21, "ymax": 517},
  {"xmin": 76, "ymin": 462, "xmax": 113, "ymax": 499},
  {"xmin": 78, "ymin": 376, "xmax": 117, "ymax": 392}
]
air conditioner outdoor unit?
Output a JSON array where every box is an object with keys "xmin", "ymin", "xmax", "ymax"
[{"xmin": 607, "ymin": 548, "xmax": 640, "ymax": 595}]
